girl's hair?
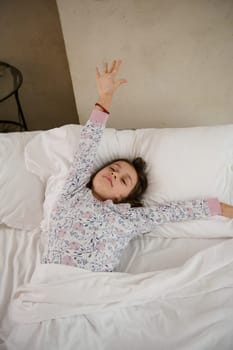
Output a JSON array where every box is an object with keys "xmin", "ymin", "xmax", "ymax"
[{"xmin": 86, "ymin": 157, "xmax": 148, "ymax": 207}]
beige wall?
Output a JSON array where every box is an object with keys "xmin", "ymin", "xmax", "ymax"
[
  {"xmin": 1, "ymin": 0, "xmax": 78, "ymax": 131},
  {"xmin": 57, "ymin": 0, "xmax": 233, "ymax": 129}
]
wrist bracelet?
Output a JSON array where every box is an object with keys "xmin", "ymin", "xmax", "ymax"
[{"xmin": 95, "ymin": 103, "xmax": 110, "ymax": 114}]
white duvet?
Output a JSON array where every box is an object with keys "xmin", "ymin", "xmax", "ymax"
[
  {"xmin": 1, "ymin": 225, "xmax": 233, "ymax": 350},
  {"xmin": 1, "ymin": 122, "xmax": 233, "ymax": 350},
  {"xmin": 10, "ymin": 238, "xmax": 233, "ymax": 324}
]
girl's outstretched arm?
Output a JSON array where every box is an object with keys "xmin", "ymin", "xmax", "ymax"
[
  {"xmin": 127, "ymin": 198, "xmax": 225, "ymax": 236},
  {"xmin": 58, "ymin": 60, "xmax": 127, "ymax": 198}
]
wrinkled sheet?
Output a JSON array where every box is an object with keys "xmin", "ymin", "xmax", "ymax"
[
  {"xmin": 10, "ymin": 238, "xmax": 233, "ymax": 323},
  {"xmin": 1, "ymin": 225, "xmax": 233, "ymax": 350}
]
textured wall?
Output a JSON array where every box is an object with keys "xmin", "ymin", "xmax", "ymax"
[
  {"xmin": 57, "ymin": 0, "xmax": 233, "ymax": 129},
  {"xmin": 1, "ymin": 0, "xmax": 78, "ymax": 131}
]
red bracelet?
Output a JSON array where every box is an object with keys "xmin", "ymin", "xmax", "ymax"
[{"xmin": 95, "ymin": 103, "xmax": 110, "ymax": 114}]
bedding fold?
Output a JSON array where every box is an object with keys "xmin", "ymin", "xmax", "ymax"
[{"xmin": 10, "ymin": 238, "xmax": 233, "ymax": 324}]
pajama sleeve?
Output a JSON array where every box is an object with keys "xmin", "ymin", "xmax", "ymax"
[
  {"xmin": 129, "ymin": 198, "xmax": 222, "ymax": 235},
  {"xmin": 59, "ymin": 109, "xmax": 109, "ymax": 198}
]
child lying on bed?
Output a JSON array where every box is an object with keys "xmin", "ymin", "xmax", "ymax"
[{"xmin": 41, "ymin": 59, "xmax": 233, "ymax": 272}]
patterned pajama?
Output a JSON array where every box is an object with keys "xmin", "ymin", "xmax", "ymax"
[{"xmin": 41, "ymin": 110, "xmax": 221, "ymax": 272}]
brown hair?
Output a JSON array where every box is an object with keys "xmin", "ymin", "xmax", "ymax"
[{"xmin": 86, "ymin": 157, "xmax": 148, "ymax": 207}]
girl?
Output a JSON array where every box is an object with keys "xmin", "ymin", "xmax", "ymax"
[{"xmin": 41, "ymin": 59, "xmax": 233, "ymax": 272}]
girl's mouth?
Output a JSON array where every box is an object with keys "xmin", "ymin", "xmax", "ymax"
[{"xmin": 103, "ymin": 175, "xmax": 113, "ymax": 187}]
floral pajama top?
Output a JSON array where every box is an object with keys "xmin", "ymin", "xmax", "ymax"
[{"xmin": 41, "ymin": 109, "xmax": 221, "ymax": 272}]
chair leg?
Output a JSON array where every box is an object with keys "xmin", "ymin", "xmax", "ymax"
[{"xmin": 14, "ymin": 90, "xmax": 28, "ymax": 131}]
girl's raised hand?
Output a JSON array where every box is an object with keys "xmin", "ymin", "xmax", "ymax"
[{"xmin": 96, "ymin": 60, "xmax": 127, "ymax": 98}]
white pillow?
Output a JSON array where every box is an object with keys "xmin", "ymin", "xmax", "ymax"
[
  {"xmin": 24, "ymin": 122, "xmax": 233, "ymax": 238},
  {"xmin": 133, "ymin": 125, "xmax": 233, "ymax": 238},
  {"xmin": 25, "ymin": 125, "xmax": 136, "ymax": 231},
  {"xmin": 0, "ymin": 131, "xmax": 44, "ymax": 229}
]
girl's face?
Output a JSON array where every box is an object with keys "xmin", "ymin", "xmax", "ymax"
[{"xmin": 92, "ymin": 161, "xmax": 138, "ymax": 203}]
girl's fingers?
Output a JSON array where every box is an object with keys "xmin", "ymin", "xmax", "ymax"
[
  {"xmin": 109, "ymin": 60, "xmax": 116, "ymax": 73},
  {"xmin": 112, "ymin": 60, "xmax": 122, "ymax": 76},
  {"xmin": 115, "ymin": 78, "xmax": 127, "ymax": 88},
  {"xmin": 103, "ymin": 62, "xmax": 108, "ymax": 73},
  {"xmin": 97, "ymin": 59, "xmax": 123, "ymax": 77},
  {"xmin": 120, "ymin": 78, "xmax": 127, "ymax": 84}
]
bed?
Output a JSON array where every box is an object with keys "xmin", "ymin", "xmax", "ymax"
[{"xmin": 1, "ymin": 120, "xmax": 233, "ymax": 350}]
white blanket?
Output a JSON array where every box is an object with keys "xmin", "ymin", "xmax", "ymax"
[
  {"xmin": 1, "ymin": 225, "xmax": 232, "ymax": 350},
  {"xmin": 10, "ymin": 238, "xmax": 233, "ymax": 324}
]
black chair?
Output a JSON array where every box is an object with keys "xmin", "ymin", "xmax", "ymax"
[{"xmin": 0, "ymin": 61, "xmax": 28, "ymax": 132}]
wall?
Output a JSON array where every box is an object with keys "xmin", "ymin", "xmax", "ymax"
[
  {"xmin": 56, "ymin": 0, "xmax": 233, "ymax": 129},
  {"xmin": 1, "ymin": 0, "xmax": 78, "ymax": 131}
]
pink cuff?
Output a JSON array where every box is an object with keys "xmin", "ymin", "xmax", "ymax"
[
  {"xmin": 207, "ymin": 198, "xmax": 222, "ymax": 216},
  {"xmin": 90, "ymin": 109, "xmax": 109, "ymax": 124}
]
